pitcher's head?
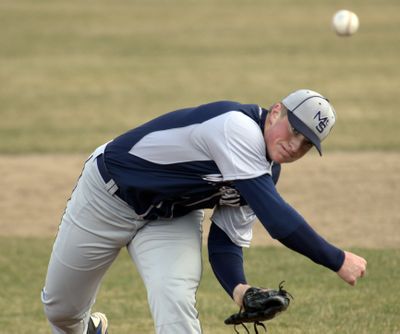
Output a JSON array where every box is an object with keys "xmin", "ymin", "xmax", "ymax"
[{"xmin": 264, "ymin": 89, "xmax": 336, "ymax": 163}]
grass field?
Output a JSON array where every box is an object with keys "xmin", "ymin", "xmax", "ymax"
[
  {"xmin": 1, "ymin": 0, "xmax": 399, "ymax": 333},
  {"xmin": 1, "ymin": 0, "xmax": 399, "ymax": 153},
  {"xmin": 1, "ymin": 238, "xmax": 399, "ymax": 334}
]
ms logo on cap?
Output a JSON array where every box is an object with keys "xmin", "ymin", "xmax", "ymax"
[{"xmin": 314, "ymin": 111, "xmax": 330, "ymax": 134}]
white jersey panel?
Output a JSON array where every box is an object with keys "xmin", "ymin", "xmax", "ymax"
[
  {"xmin": 129, "ymin": 124, "xmax": 209, "ymax": 164},
  {"xmin": 129, "ymin": 111, "xmax": 271, "ymax": 181},
  {"xmin": 211, "ymin": 205, "xmax": 256, "ymax": 247},
  {"xmin": 192, "ymin": 111, "xmax": 271, "ymax": 180}
]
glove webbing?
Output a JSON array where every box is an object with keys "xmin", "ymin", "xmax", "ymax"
[{"xmin": 233, "ymin": 308, "xmax": 267, "ymax": 334}]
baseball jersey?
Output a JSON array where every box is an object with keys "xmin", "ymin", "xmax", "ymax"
[{"xmin": 103, "ymin": 101, "xmax": 297, "ymax": 246}]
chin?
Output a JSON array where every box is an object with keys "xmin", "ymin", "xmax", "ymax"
[
  {"xmin": 272, "ymin": 154, "xmax": 295, "ymax": 164},
  {"xmin": 270, "ymin": 154, "xmax": 285, "ymax": 164},
  {"xmin": 275, "ymin": 158, "xmax": 290, "ymax": 164}
]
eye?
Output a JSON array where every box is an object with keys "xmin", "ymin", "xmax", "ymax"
[{"xmin": 291, "ymin": 126, "xmax": 300, "ymax": 136}]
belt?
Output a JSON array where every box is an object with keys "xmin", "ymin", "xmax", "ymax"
[
  {"xmin": 95, "ymin": 154, "xmax": 143, "ymax": 220},
  {"xmin": 96, "ymin": 154, "xmax": 112, "ymax": 183},
  {"xmin": 96, "ymin": 154, "xmax": 120, "ymax": 196}
]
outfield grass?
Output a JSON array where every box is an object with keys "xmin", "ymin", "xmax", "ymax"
[
  {"xmin": 0, "ymin": 237, "xmax": 399, "ymax": 334},
  {"xmin": 1, "ymin": 0, "xmax": 399, "ymax": 153}
]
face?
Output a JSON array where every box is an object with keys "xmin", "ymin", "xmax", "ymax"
[{"xmin": 264, "ymin": 104, "xmax": 313, "ymax": 163}]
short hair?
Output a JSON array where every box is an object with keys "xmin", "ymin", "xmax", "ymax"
[
  {"xmin": 279, "ymin": 104, "xmax": 288, "ymax": 118},
  {"xmin": 267, "ymin": 103, "xmax": 288, "ymax": 118}
]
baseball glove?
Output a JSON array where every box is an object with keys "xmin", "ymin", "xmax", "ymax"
[{"xmin": 224, "ymin": 281, "xmax": 293, "ymax": 334}]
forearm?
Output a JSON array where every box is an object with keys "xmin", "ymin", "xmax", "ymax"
[
  {"xmin": 208, "ymin": 222, "xmax": 247, "ymax": 298},
  {"xmin": 278, "ymin": 222, "xmax": 345, "ymax": 271},
  {"xmin": 235, "ymin": 176, "xmax": 345, "ymax": 271}
]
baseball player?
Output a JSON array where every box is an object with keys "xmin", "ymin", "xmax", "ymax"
[{"xmin": 41, "ymin": 89, "xmax": 367, "ymax": 334}]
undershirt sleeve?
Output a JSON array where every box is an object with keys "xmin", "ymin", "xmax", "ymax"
[
  {"xmin": 207, "ymin": 222, "xmax": 247, "ymax": 297},
  {"xmin": 234, "ymin": 175, "xmax": 345, "ymax": 271}
]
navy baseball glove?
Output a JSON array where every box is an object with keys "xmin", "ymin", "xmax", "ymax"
[{"xmin": 224, "ymin": 281, "xmax": 293, "ymax": 333}]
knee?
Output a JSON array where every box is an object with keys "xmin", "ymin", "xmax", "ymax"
[
  {"xmin": 147, "ymin": 278, "xmax": 198, "ymax": 316},
  {"xmin": 147, "ymin": 279, "xmax": 202, "ymax": 332},
  {"xmin": 41, "ymin": 289, "xmax": 85, "ymax": 330},
  {"xmin": 43, "ymin": 304, "xmax": 73, "ymax": 326}
]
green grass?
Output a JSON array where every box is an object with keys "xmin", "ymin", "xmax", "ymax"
[
  {"xmin": 1, "ymin": 0, "xmax": 399, "ymax": 153},
  {"xmin": 0, "ymin": 237, "xmax": 399, "ymax": 334}
]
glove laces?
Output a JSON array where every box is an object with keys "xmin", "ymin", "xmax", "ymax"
[
  {"xmin": 234, "ymin": 320, "xmax": 267, "ymax": 334},
  {"xmin": 233, "ymin": 307, "xmax": 268, "ymax": 334}
]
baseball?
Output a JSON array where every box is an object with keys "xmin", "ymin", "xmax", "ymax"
[{"xmin": 332, "ymin": 10, "xmax": 359, "ymax": 36}]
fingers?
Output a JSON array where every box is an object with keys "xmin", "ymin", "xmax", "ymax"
[
  {"xmin": 360, "ymin": 264, "xmax": 367, "ymax": 278},
  {"xmin": 359, "ymin": 257, "xmax": 367, "ymax": 280}
]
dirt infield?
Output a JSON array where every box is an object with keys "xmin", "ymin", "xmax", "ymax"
[{"xmin": 1, "ymin": 152, "xmax": 399, "ymax": 249}]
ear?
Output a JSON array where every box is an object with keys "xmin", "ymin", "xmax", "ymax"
[{"xmin": 267, "ymin": 103, "xmax": 283, "ymax": 125}]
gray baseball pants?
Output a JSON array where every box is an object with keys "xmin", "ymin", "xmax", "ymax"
[{"xmin": 41, "ymin": 145, "xmax": 204, "ymax": 333}]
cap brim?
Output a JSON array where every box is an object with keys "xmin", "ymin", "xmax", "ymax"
[{"xmin": 288, "ymin": 111, "xmax": 322, "ymax": 156}]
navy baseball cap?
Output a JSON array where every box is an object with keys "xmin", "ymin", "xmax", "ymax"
[{"xmin": 282, "ymin": 89, "xmax": 336, "ymax": 156}]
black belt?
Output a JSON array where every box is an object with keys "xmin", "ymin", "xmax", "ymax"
[
  {"xmin": 96, "ymin": 154, "xmax": 112, "ymax": 183},
  {"xmin": 96, "ymin": 154, "xmax": 143, "ymax": 219},
  {"xmin": 96, "ymin": 154, "xmax": 126, "ymax": 203}
]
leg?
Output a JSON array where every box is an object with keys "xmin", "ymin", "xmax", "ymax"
[
  {"xmin": 42, "ymin": 152, "xmax": 144, "ymax": 333},
  {"xmin": 128, "ymin": 210, "xmax": 204, "ymax": 334},
  {"xmin": 42, "ymin": 222, "xmax": 118, "ymax": 333}
]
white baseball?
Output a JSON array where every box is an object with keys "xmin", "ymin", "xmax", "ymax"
[{"xmin": 332, "ymin": 10, "xmax": 359, "ymax": 36}]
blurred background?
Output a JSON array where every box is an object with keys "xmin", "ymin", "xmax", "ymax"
[
  {"xmin": 0, "ymin": 0, "xmax": 399, "ymax": 333},
  {"xmin": 1, "ymin": 0, "xmax": 399, "ymax": 153}
]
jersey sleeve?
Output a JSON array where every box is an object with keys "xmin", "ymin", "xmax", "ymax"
[
  {"xmin": 211, "ymin": 205, "xmax": 256, "ymax": 247},
  {"xmin": 191, "ymin": 112, "xmax": 271, "ymax": 180}
]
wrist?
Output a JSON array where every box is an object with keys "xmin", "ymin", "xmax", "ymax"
[{"xmin": 232, "ymin": 283, "xmax": 252, "ymax": 306}]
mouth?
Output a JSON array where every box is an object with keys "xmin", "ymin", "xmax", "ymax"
[{"xmin": 280, "ymin": 145, "xmax": 292, "ymax": 159}]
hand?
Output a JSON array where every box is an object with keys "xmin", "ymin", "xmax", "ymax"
[{"xmin": 337, "ymin": 251, "xmax": 367, "ymax": 286}]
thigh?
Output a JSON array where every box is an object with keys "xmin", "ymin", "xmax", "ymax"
[
  {"xmin": 128, "ymin": 210, "xmax": 204, "ymax": 285},
  {"xmin": 127, "ymin": 210, "xmax": 204, "ymax": 333}
]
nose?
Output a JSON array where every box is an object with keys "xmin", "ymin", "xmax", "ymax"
[{"xmin": 289, "ymin": 136, "xmax": 303, "ymax": 152}]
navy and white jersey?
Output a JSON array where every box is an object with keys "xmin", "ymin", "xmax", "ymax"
[{"xmin": 103, "ymin": 101, "xmax": 293, "ymax": 246}]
